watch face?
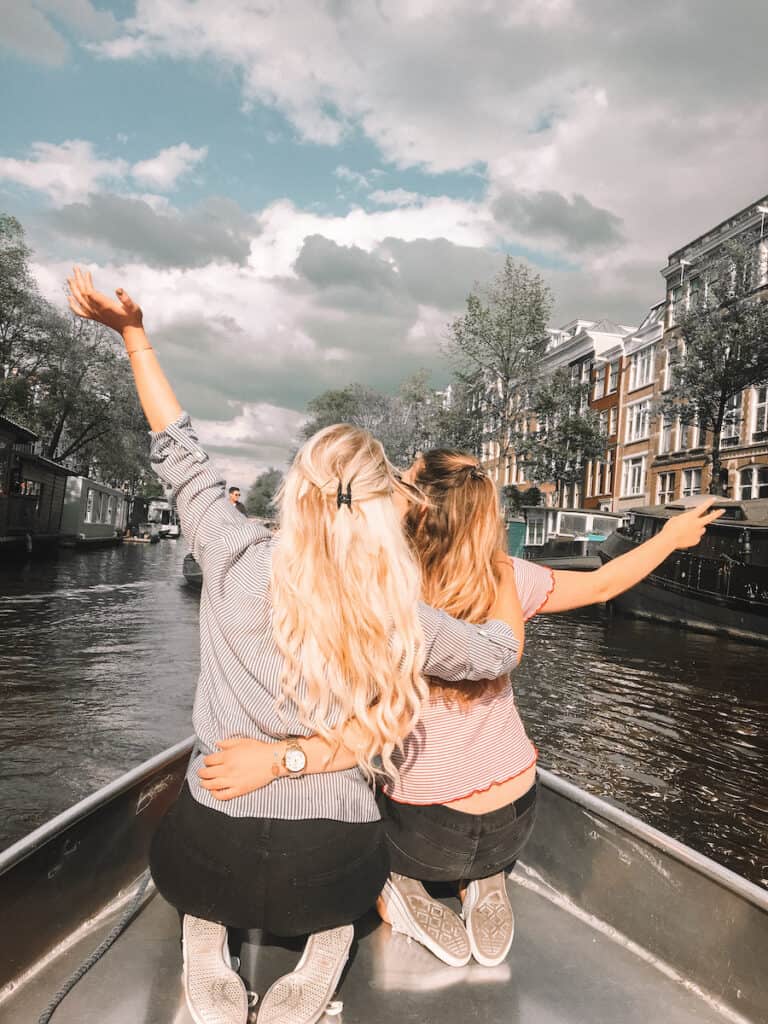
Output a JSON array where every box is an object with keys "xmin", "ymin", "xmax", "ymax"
[{"xmin": 285, "ymin": 747, "xmax": 307, "ymax": 773}]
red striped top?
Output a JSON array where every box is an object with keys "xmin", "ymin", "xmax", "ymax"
[{"xmin": 384, "ymin": 558, "xmax": 555, "ymax": 805}]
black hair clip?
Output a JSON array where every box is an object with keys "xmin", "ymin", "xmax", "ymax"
[
  {"xmin": 336, "ymin": 480, "xmax": 353, "ymax": 509},
  {"xmin": 469, "ymin": 466, "xmax": 485, "ymax": 480}
]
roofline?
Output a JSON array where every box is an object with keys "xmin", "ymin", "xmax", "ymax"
[{"xmin": 666, "ymin": 193, "xmax": 768, "ymax": 265}]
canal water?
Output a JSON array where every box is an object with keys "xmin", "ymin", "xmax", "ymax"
[{"xmin": 0, "ymin": 541, "xmax": 765, "ymax": 889}]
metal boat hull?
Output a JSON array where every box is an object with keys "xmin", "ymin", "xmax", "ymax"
[{"xmin": 1, "ymin": 740, "xmax": 766, "ymax": 1023}]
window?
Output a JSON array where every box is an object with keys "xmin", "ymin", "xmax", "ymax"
[
  {"xmin": 593, "ymin": 368, "xmax": 605, "ymax": 401},
  {"xmin": 663, "ymin": 345, "xmax": 680, "ymax": 392},
  {"xmin": 721, "ymin": 393, "xmax": 741, "ymax": 446},
  {"xmin": 526, "ymin": 518, "xmax": 545, "ymax": 545},
  {"xmin": 657, "ymin": 472, "xmax": 676, "ymax": 503},
  {"xmin": 659, "ymin": 414, "xmax": 675, "ymax": 455},
  {"xmin": 621, "ymin": 456, "xmax": 646, "ymax": 497},
  {"xmin": 85, "ymin": 488, "xmax": 95, "ymax": 523},
  {"xmin": 608, "ymin": 406, "xmax": 618, "ymax": 436},
  {"xmin": 682, "ymin": 468, "xmax": 702, "ymax": 497},
  {"xmin": 679, "ymin": 420, "xmax": 702, "ymax": 450},
  {"xmin": 107, "ymin": 495, "xmax": 115, "ymax": 523},
  {"xmin": 605, "ymin": 449, "xmax": 614, "ymax": 494},
  {"xmin": 598, "ymin": 410, "xmax": 608, "ymax": 436},
  {"xmin": 628, "ymin": 346, "xmax": 655, "ymax": 391},
  {"xmin": 585, "ymin": 462, "xmax": 593, "ymax": 498},
  {"xmin": 688, "ymin": 276, "xmax": 702, "ymax": 311},
  {"xmin": 669, "ymin": 284, "xmax": 683, "ymax": 326},
  {"xmin": 625, "ymin": 400, "xmax": 651, "ymax": 443},
  {"xmin": 608, "ymin": 361, "xmax": 619, "ymax": 394},
  {"xmin": 739, "ymin": 466, "xmax": 768, "ymax": 500},
  {"xmin": 754, "ymin": 386, "xmax": 768, "ymax": 437}
]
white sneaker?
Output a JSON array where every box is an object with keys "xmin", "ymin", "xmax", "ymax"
[
  {"xmin": 256, "ymin": 924, "xmax": 354, "ymax": 1024},
  {"xmin": 182, "ymin": 914, "xmax": 249, "ymax": 1024},
  {"xmin": 380, "ymin": 873, "xmax": 471, "ymax": 967},
  {"xmin": 461, "ymin": 873, "xmax": 515, "ymax": 967}
]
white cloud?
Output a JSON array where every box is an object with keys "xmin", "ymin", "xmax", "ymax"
[
  {"xmin": 0, "ymin": 0, "xmax": 117, "ymax": 65},
  {"xmin": 0, "ymin": 140, "xmax": 128, "ymax": 205},
  {"xmin": 131, "ymin": 143, "xmax": 208, "ymax": 192},
  {"xmin": 334, "ymin": 165, "xmax": 370, "ymax": 189},
  {"xmin": 369, "ymin": 188, "xmax": 423, "ymax": 208}
]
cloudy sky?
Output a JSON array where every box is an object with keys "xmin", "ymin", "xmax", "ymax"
[{"xmin": 2, "ymin": 0, "xmax": 767, "ymax": 486}]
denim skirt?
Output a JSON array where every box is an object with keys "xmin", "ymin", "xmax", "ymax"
[
  {"xmin": 377, "ymin": 781, "xmax": 538, "ymax": 882},
  {"xmin": 150, "ymin": 783, "xmax": 388, "ymax": 936}
]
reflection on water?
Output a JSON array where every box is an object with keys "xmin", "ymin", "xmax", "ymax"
[{"xmin": 0, "ymin": 543, "xmax": 766, "ymax": 889}]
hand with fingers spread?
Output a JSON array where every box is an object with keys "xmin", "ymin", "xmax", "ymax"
[
  {"xmin": 66, "ymin": 266, "xmax": 143, "ymax": 337},
  {"xmin": 660, "ymin": 497, "xmax": 726, "ymax": 550},
  {"xmin": 198, "ymin": 737, "xmax": 281, "ymax": 801}
]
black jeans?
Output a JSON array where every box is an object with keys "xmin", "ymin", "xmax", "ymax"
[
  {"xmin": 377, "ymin": 782, "xmax": 538, "ymax": 882},
  {"xmin": 150, "ymin": 783, "xmax": 388, "ymax": 937}
]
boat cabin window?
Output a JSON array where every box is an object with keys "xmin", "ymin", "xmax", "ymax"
[
  {"xmin": 559, "ymin": 513, "xmax": 588, "ymax": 537},
  {"xmin": 526, "ymin": 519, "xmax": 545, "ymax": 546}
]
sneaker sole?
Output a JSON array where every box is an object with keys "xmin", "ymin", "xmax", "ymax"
[
  {"xmin": 462, "ymin": 879, "xmax": 515, "ymax": 968},
  {"xmin": 382, "ymin": 878, "xmax": 471, "ymax": 968},
  {"xmin": 256, "ymin": 925, "xmax": 354, "ymax": 1024},
  {"xmin": 182, "ymin": 916, "xmax": 248, "ymax": 1024}
]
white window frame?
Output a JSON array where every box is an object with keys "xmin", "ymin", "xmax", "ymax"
[
  {"xmin": 625, "ymin": 399, "xmax": 651, "ymax": 444},
  {"xmin": 608, "ymin": 406, "xmax": 618, "ymax": 436},
  {"xmin": 753, "ymin": 386, "xmax": 768, "ymax": 436},
  {"xmin": 608, "ymin": 361, "xmax": 619, "ymax": 394},
  {"xmin": 682, "ymin": 468, "xmax": 702, "ymax": 497},
  {"xmin": 621, "ymin": 455, "xmax": 646, "ymax": 498},
  {"xmin": 628, "ymin": 345, "xmax": 655, "ymax": 392},
  {"xmin": 657, "ymin": 471, "xmax": 676, "ymax": 504},
  {"xmin": 526, "ymin": 518, "xmax": 545, "ymax": 546},
  {"xmin": 721, "ymin": 393, "xmax": 741, "ymax": 445},
  {"xmin": 739, "ymin": 465, "xmax": 768, "ymax": 500},
  {"xmin": 658, "ymin": 414, "xmax": 676, "ymax": 455},
  {"xmin": 85, "ymin": 488, "xmax": 95, "ymax": 524}
]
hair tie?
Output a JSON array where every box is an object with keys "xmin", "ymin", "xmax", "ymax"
[
  {"xmin": 336, "ymin": 480, "xmax": 353, "ymax": 510},
  {"xmin": 469, "ymin": 466, "xmax": 486, "ymax": 480}
]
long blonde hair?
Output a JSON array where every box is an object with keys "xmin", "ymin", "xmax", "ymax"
[
  {"xmin": 271, "ymin": 424, "xmax": 428, "ymax": 779},
  {"xmin": 404, "ymin": 448, "xmax": 507, "ymax": 706}
]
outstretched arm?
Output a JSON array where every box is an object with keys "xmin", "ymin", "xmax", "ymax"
[
  {"xmin": 66, "ymin": 269, "xmax": 267, "ymax": 566},
  {"xmin": 537, "ymin": 499, "xmax": 725, "ymax": 614}
]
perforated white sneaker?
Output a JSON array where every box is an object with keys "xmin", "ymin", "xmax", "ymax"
[
  {"xmin": 182, "ymin": 914, "xmax": 249, "ymax": 1024},
  {"xmin": 461, "ymin": 873, "xmax": 515, "ymax": 967},
  {"xmin": 380, "ymin": 873, "xmax": 471, "ymax": 967},
  {"xmin": 256, "ymin": 924, "xmax": 354, "ymax": 1024}
]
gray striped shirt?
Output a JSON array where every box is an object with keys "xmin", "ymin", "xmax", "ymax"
[{"xmin": 150, "ymin": 413, "xmax": 521, "ymax": 822}]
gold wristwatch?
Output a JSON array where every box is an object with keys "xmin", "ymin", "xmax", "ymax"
[{"xmin": 282, "ymin": 739, "xmax": 308, "ymax": 777}]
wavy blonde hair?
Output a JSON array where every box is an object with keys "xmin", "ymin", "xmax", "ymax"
[
  {"xmin": 271, "ymin": 424, "xmax": 428, "ymax": 779},
  {"xmin": 404, "ymin": 449, "xmax": 507, "ymax": 707}
]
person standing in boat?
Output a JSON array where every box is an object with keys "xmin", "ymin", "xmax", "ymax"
[
  {"xmin": 64, "ymin": 269, "xmax": 525, "ymax": 1024},
  {"xmin": 200, "ymin": 449, "xmax": 724, "ymax": 969}
]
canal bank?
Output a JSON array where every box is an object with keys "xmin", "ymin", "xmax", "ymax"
[{"xmin": 0, "ymin": 540, "xmax": 765, "ymax": 889}]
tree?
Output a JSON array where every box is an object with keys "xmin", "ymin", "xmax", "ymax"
[
  {"xmin": 446, "ymin": 256, "xmax": 553, "ymax": 468},
  {"xmin": 660, "ymin": 239, "xmax": 768, "ymax": 495},
  {"xmin": 519, "ymin": 369, "xmax": 607, "ymax": 507},
  {"xmin": 0, "ymin": 213, "xmax": 151, "ymax": 487},
  {"xmin": 246, "ymin": 468, "xmax": 282, "ymax": 517}
]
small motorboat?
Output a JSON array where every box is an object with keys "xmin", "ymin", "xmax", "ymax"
[
  {"xmin": 182, "ymin": 552, "xmax": 202, "ymax": 588},
  {"xmin": 123, "ymin": 524, "xmax": 161, "ymax": 544},
  {"xmin": 0, "ymin": 738, "xmax": 765, "ymax": 1023}
]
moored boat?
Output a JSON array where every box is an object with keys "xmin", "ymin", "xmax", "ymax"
[
  {"xmin": 523, "ymin": 506, "xmax": 623, "ymax": 570},
  {"xmin": 0, "ymin": 739, "xmax": 765, "ymax": 1023},
  {"xmin": 59, "ymin": 477, "xmax": 129, "ymax": 549},
  {"xmin": 599, "ymin": 497, "xmax": 768, "ymax": 644},
  {"xmin": 182, "ymin": 551, "xmax": 202, "ymax": 588},
  {"xmin": 147, "ymin": 498, "xmax": 180, "ymax": 539}
]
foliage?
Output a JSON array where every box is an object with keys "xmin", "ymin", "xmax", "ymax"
[
  {"xmin": 518, "ymin": 369, "xmax": 607, "ymax": 507},
  {"xmin": 446, "ymin": 256, "xmax": 552, "ymax": 465},
  {"xmin": 0, "ymin": 214, "xmax": 150, "ymax": 488},
  {"xmin": 246, "ymin": 468, "xmax": 282, "ymax": 517},
  {"xmin": 660, "ymin": 238, "xmax": 768, "ymax": 495}
]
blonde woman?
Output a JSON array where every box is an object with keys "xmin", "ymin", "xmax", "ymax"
[
  {"xmin": 202, "ymin": 449, "xmax": 723, "ymax": 970},
  {"xmin": 65, "ymin": 271, "xmax": 524, "ymax": 1024}
]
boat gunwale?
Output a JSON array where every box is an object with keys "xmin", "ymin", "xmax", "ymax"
[{"xmin": 1, "ymin": 737, "xmax": 765, "ymax": 912}]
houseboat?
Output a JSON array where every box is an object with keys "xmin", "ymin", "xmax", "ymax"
[
  {"xmin": 59, "ymin": 477, "xmax": 130, "ymax": 548},
  {"xmin": 0, "ymin": 738, "xmax": 765, "ymax": 1023},
  {"xmin": 147, "ymin": 497, "xmax": 180, "ymax": 538},
  {"xmin": 523, "ymin": 506, "xmax": 623, "ymax": 569},
  {"xmin": 598, "ymin": 496, "xmax": 768, "ymax": 644},
  {"xmin": 0, "ymin": 414, "xmax": 70, "ymax": 557}
]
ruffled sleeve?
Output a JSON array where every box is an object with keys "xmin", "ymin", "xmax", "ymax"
[{"xmin": 510, "ymin": 557, "xmax": 556, "ymax": 620}]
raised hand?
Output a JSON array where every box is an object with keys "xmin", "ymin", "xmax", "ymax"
[
  {"xmin": 66, "ymin": 266, "xmax": 143, "ymax": 336},
  {"xmin": 660, "ymin": 497, "xmax": 726, "ymax": 550}
]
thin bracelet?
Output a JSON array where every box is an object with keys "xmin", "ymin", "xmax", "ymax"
[{"xmin": 127, "ymin": 345, "xmax": 153, "ymax": 356}]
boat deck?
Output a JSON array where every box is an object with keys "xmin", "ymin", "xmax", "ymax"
[{"xmin": 6, "ymin": 876, "xmax": 734, "ymax": 1024}]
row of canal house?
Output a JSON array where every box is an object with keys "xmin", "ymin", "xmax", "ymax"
[
  {"xmin": 481, "ymin": 193, "xmax": 768, "ymax": 516},
  {"xmin": 0, "ymin": 413, "xmax": 132, "ymax": 556}
]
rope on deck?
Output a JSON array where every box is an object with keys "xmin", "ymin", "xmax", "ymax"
[{"xmin": 37, "ymin": 869, "xmax": 152, "ymax": 1024}]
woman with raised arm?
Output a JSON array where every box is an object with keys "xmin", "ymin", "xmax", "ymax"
[
  {"xmin": 201, "ymin": 449, "xmax": 723, "ymax": 970},
  {"xmin": 65, "ymin": 271, "xmax": 525, "ymax": 1024}
]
